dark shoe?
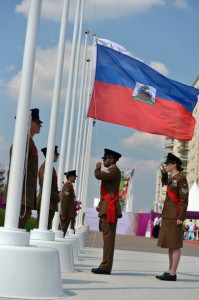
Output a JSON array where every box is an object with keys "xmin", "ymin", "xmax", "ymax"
[
  {"xmin": 156, "ymin": 272, "xmax": 169, "ymax": 279},
  {"xmin": 91, "ymin": 267, "xmax": 111, "ymax": 275},
  {"xmin": 159, "ymin": 273, "xmax": 177, "ymax": 281}
]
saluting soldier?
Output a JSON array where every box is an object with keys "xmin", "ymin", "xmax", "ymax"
[
  {"xmin": 60, "ymin": 170, "xmax": 77, "ymax": 236},
  {"xmin": 37, "ymin": 146, "xmax": 60, "ymax": 229},
  {"xmin": 92, "ymin": 148, "xmax": 122, "ymax": 275},
  {"xmin": 3, "ymin": 108, "xmax": 42, "ymax": 229},
  {"xmin": 156, "ymin": 153, "xmax": 189, "ymax": 281}
]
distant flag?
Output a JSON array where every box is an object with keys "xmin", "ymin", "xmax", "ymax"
[
  {"xmin": 125, "ymin": 167, "xmax": 134, "ymax": 182},
  {"xmin": 87, "ymin": 42, "xmax": 199, "ymax": 141},
  {"xmin": 97, "ymin": 38, "xmax": 130, "ymax": 55},
  {"xmin": 119, "ymin": 167, "xmax": 134, "ymax": 210}
]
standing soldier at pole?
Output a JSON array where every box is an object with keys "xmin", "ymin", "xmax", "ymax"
[
  {"xmin": 37, "ymin": 145, "xmax": 60, "ymax": 229},
  {"xmin": 60, "ymin": 170, "xmax": 77, "ymax": 236},
  {"xmin": 3, "ymin": 108, "xmax": 42, "ymax": 229},
  {"xmin": 92, "ymin": 148, "xmax": 122, "ymax": 275}
]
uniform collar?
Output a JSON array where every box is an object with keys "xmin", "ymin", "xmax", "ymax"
[
  {"xmin": 108, "ymin": 164, "xmax": 116, "ymax": 169},
  {"xmin": 171, "ymin": 171, "xmax": 179, "ymax": 178}
]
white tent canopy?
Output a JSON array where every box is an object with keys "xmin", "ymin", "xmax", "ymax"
[{"xmin": 187, "ymin": 182, "xmax": 199, "ymax": 212}]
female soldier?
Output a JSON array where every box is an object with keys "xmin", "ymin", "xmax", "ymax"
[{"xmin": 156, "ymin": 153, "xmax": 189, "ymax": 281}]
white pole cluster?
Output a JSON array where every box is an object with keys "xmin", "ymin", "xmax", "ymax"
[
  {"xmin": 73, "ymin": 30, "xmax": 89, "ymax": 170},
  {"xmin": 65, "ymin": 0, "xmax": 85, "ymax": 172},
  {"xmin": 37, "ymin": 0, "xmax": 70, "ymax": 233},
  {"xmin": 2, "ymin": 0, "xmax": 93, "ymax": 241},
  {"xmin": 78, "ymin": 117, "xmax": 93, "ymax": 227},
  {"xmin": 76, "ymin": 60, "xmax": 90, "ymax": 202},
  {"xmin": 74, "ymin": 35, "xmax": 97, "ymax": 227},
  {"xmin": 57, "ymin": 0, "xmax": 82, "ymax": 190}
]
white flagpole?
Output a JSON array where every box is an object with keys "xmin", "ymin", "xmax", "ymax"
[
  {"xmin": 77, "ymin": 56, "xmax": 94, "ymax": 227},
  {"xmin": 76, "ymin": 34, "xmax": 96, "ymax": 198},
  {"xmin": 74, "ymin": 80, "xmax": 90, "ymax": 227},
  {"xmin": 76, "ymin": 35, "xmax": 96, "ymax": 227},
  {"xmin": 78, "ymin": 63, "xmax": 95, "ymax": 226},
  {"xmin": 76, "ymin": 59, "xmax": 90, "ymax": 199},
  {"xmin": 65, "ymin": 0, "xmax": 85, "ymax": 172},
  {"xmin": 76, "ymin": 119, "xmax": 90, "ymax": 228},
  {"xmin": 57, "ymin": 0, "xmax": 81, "ymax": 190},
  {"xmin": 74, "ymin": 58, "xmax": 90, "ymax": 228},
  {"xmin": 125, "ymin": 179, "xmax": 133, "ymax": 212},
  {"xmin": 31, "ymin": 0, "xmax": 70, "ymax": 238},
  {"xmin": 73, "ymin": 30, "xmax": 89, "ymax": 169},
  {"xmin": 79, "ymin": 118, "xmax": 93, "ymax": 227},
  {"xmin": 74, "ymin": 57, "xmax": 90, "ymax": 181},
  {"xmin": 1, "ymin": 0, "xmax": 42, "ymax": 242},
  {"xmin": 125, "ymin": 166, "xmax": 135, "ymax": 212}
]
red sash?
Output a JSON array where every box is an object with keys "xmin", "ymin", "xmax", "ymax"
[
  {"xmin": 29, "ymin": 137, "xmax": 38, "ymax": 163},
  {"xmin": 40, "ymin": 162, "xmax": 57, "ymax": 179},
  {"xmin": 167, "ymin": 185, "xmax": 180, "ymax": 214},
  {"xmin": 53, "ymin": 167, "xmax": 57, "ymax": 180},
  {"xmin": 101, "ymin": 185, "xmax": 119, "ymax": 224}
]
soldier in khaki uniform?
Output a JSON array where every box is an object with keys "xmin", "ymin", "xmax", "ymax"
[
  {"xmin": 60, "ymin": 170, "xmax": 77, "ymax": 236},
  {"xmin": 3, "ymin": 108, "xmax": 42, "ymax": 229},
  {"xmin": 156, "ymin": 153, "xmax": 189, "ymax": 281},
  {"xmin": 92, "ymin": 148, "xmax": 122, "ymax": 275},
  {"xmin": 37, "ymin": 146, "xmax": 60, "ymax": 229}
]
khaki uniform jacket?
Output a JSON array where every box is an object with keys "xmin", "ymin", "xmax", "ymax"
[
  {"xmin": 37, "ymin": 162, "xmax": 60, "ymax": 211},
  {"xmin": 161, "ymin": 172, "xmax": 188, "ymax": 221},
  {"xmin": 95, "ymin": 164, "xmax": 122, "ymax": 218},
  {"xmin": 60, "ymin": 181, "xmax": 75, "ymax": 220},
  {"xmin": 3, "ymin": 136, "xmax": 38, "ymax": 209}
]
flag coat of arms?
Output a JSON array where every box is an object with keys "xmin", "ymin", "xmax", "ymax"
[{"xmin": 87, "ymin": 44, "xmax": 199, "ymax": 141}]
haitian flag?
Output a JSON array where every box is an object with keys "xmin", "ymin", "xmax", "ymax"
[{"xmin": 87, "ymin": 44, "xmax": 199, "ymax": 141}]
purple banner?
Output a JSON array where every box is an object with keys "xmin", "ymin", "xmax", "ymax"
[{"xmin": 136, "ymin": 213, "xmax": 150, "ymax": 236}]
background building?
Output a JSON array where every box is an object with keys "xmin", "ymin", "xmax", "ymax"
[
  {"xmin": 0, "ymin": 164, "xmax": 5, "ymax": 188},
  {"xmin": 187, "ymin": 76, "xmax": 199, "ymax": 187}
]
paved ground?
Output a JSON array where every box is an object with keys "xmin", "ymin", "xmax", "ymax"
[
  {"xmin": 60, "ymin": 231, "xmax": 199, "ymax": 300},
  {"xmin": 85, "ymin": 230, "xmax": 199, "ymax": 257},
  {"xmin": 2, "ymin": 230, "xmax": 199, "ymax": 300}
]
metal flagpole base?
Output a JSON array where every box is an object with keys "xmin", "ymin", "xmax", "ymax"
[
  {"xmin": 75, "ymin": 226, "xmax": 88, "ymax": 246},
  {"xmin": 30, "ymin": 228, "xmax": 75, "ymax": 272},
  {"xmin": 0, "ymin": 227, "xmax": 29, "ymax": 246},
  {"xmin": 56, "ymin": 237, "xmax": 79, "ymax": 261},
  {"xmin": 64, "ymin": 234, "xmax": 81, "ymax": 256},
  {"xmin": 53, "ymin": 229, "xmax": 64, "ymax": 238},
  {"xmin": 52, "ymin": 212, "xmax": 64, "ymax": 238},
  {"xmin": 0, "ymin": 245, "xmax": 64, "ymax": 299},
  {"xmin": 73, "ymin": 231, "xmax": 84, "ymax": 249},
  {"xmin": 30, "ymin": 228, "xmax": 55, "ymax": 240},
  {"xmin": 67, "ymin": 228, "xmax": 75, "ymax": 235},
  {"xmin": 30, "ymin": 238, "xmax": 75, "ymax": 273}
]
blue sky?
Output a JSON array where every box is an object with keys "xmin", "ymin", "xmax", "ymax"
[{"xmin": 0, "ymin": 0, "xmax": 198, "ymax": 212}]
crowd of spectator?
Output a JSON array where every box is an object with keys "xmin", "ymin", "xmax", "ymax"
[{"xmin": 183, "ymin": 219, "xmax": 199, "ymax": 240}]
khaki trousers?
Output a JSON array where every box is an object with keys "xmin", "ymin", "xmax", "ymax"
[
  {"xmin": 99, "ymin": 216, "xmax": 117, "ymax": 272},
  {"xmin": 60, "ymin": 217, "xmax": 71, "ymax": 236}
]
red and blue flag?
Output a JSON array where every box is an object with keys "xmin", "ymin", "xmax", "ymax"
[{"xmin": 87, "ymin": 44, "xmax": 199, "ymax": 141}]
